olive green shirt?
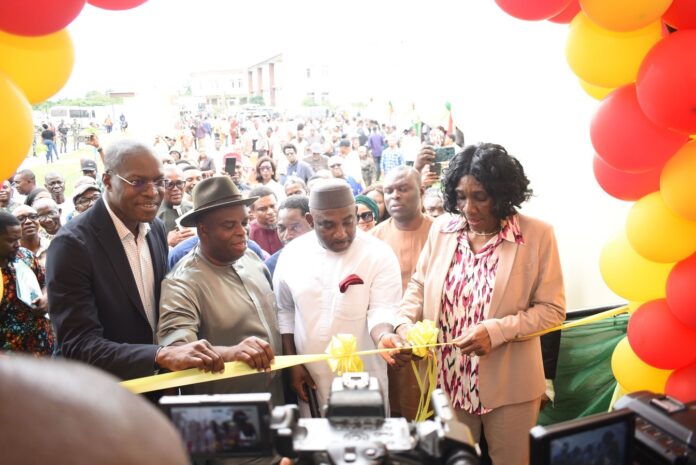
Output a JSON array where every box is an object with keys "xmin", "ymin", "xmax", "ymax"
[{"xmin": 157, "ymin": 245, "xmax": 282, "ymax": 401}]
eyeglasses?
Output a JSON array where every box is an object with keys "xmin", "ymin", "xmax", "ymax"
[
  {"xmin": 38, "ymin": 212, "xmax": 58, "ymax": 221},
  {"xmin": 112, "ymin": 173, "xmax": 166, "ymax": 190},
  {"xmin": 259, "ymin": 166, "xmax": 273, "ymax": 172},
  {"xmin": 357, "ymin": 211, "xmax": 374, "ymax": 223},
  {"xmin": 76, "ymin": 193, "xmax": 101, "ymax": 206},
  {"xmin": 16, "ymin": 213, "xmax": 39, "ymax": 223},
  {"xmin": 164, "ymin": 180, "xmax": 185, "ymax": 190}
]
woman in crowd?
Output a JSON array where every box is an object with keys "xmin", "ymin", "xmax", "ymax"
[
  {"xmin": 363, "ymin": 183, "xmax": 390, "ymax": 222},
  {"xmin": 254, "ymin": 156, "xmax": 286, "ymax": 202},
  {"xmin": 395, "ymin": 142, "xmax": 566, "ymax": 465},
  {"xmin": 355, "ymin": 195, "xmax": 379, "ymax": 233}
]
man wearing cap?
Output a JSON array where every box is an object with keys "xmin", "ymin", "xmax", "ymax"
[
  {"xmin": 303, "ymin": 142, "xmax": 329, "ymax": 172},
  {"xmin": 72, "ymin": 183, "xmax": 101, "ymax": 216},
  {"xmin": 328, "ymin": 156, "xmax": 362, "ymax": 197},
  {"xmin": 280, "ymin": 143, "xmax": 314, "ymax": 185},
  {"xmin": 157, "ymin": 176, "xmax": 283, "ymax": 399},
  {"xmin": 274, "ymin": 179, "xmax": 409, "ymax": 417},
  {"xmin": 81, "ymin": 158, "xmax": 98, "ymax": 180}
]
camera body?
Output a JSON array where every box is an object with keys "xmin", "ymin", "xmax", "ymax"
[
  {"xmin": 273, "ymin": 373, "xmax": 479, "ymax": 465},
  {"xmin": 162, "ymin": 373, "xmax": 479, "ymax": 465}
]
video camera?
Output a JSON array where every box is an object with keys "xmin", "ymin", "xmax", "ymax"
[
  {"xmin": 160, "ymin": 372, "xmax": 480, "ymax": 465},
  {"xmin": 530, "ymin": 391, "xmax": 696, "ymax": 465}
]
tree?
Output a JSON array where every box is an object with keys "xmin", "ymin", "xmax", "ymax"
[{"xmin": 249, "ymin": 95, "xmax": 265, "ymax": 105}]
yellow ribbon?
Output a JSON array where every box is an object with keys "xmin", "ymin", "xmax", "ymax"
[
  {"xmin": 121, "ymin": 308, "xmax": 628, "ymax": 395},
  {"xmin": 406, "ymin": 320, "xmax": 440, "ymax": 422},
  {"xmin": 325, "ymin": 333, "xmax": 364, "ymax": 375},
  {"xmin": 519, "ymin": 306, "xmax": 629, "ymax": 339}
]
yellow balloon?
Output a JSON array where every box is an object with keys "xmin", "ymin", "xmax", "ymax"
[
  {"xmin": 612, "ymin": 338, "xmax": 671, "ymax": 393},
  {"xmin": 566, "ymin": 13, "xmax": 662, "ymax": 89},
  {"xmin": 627, "ymin": 192, "xmax": 696, "ymax": 263},
  {"xmin": 578, "ymin": 79, "xmax": 615, "ymax": 100},
  {"xmin": 0, "ymin": 70, "xmax": 33, "ymax": 181},
  {"xmin": 0, "ymin": 28, "xmax": 74, "ymax": 104},
  {"xmin": 599, "ymin": 230, "xmax": 674, "ymax": 301},
  {"xmin": 626, "ymin": 301, "xmax": 643, "ymax": 314},
  {"xmin": 580, "ymin": 0, "xmax": 672, "ymax": 32},
  {"xmin": 661, "ymin": 140, "xmax": 696, "ymax": 221}
]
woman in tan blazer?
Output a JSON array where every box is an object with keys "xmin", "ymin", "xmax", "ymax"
[{"xmin": 394, "ymin": 143, "xmax": 566, "ymax": 465}]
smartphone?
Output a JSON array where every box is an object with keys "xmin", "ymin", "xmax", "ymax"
[
  {"xmin": 224, "ymin": 156, "xmax": 237, "ymax": 176},
  {"xmin": 434, "ymin": 146, "xmax": 455, "ymax": 163},
  {"xmin": 432, "ymin": 162, "xmax": 442, "ymax": 176}
]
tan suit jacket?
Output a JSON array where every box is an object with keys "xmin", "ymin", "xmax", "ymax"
[{"xmin": 396, "ymin": 214, "xmax": 566, "ymax": 409}]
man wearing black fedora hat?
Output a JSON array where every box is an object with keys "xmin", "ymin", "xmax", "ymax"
[{"xmin": 157, "ymin": 176, "xmax": 283, "ymax": 400}]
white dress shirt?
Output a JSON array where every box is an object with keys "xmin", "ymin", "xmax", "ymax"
[
  {"xmin": 274, "ymin": 230, "xmax": 402, "ymax": 416},
  {"xmin": 104, "ymin": 199, "xmax": 157, "ymax": 330}
]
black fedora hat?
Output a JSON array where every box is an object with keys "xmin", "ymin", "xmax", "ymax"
[{"xmin": 178, "ymin": 176, "xmax": 257, "ymax": 227}]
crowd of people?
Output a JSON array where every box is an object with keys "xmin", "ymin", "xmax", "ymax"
[{"xmin": 0, "ymin": 113, "xmax": 566, "ymax": 465}]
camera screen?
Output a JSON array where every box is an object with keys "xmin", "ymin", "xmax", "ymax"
[
  {"xmin": 170, "ymin": 405, "xmax": 262, "ymax": 457},
  {"xmin": 549, "ymin": 421, "xmax": 628, "ymax": 465}
]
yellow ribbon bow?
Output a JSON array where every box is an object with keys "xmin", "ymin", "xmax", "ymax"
[
  {"xmin": 406, "ymin": 320, "xmax": 440, "ymax": 422},
  {"xmin": 326, "ymin": 334, "xmax": 364, "ymax": 375},
  {"xmin": 407, "ymin": 320, "xmax": 439, "ymax": 358}
]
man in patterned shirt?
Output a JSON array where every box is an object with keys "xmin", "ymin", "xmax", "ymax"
[{"xmin": 0, "ymin": 212, "xmax": 53, "ymax": 356}]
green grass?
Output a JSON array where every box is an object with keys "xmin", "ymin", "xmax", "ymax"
[
  {"xmin": 24, "ymin": 147, "xmax": 102, "ymax": 199},
  {"xmin": 21, "ymin": 136, "xmax": 107, "ymax": 199}
]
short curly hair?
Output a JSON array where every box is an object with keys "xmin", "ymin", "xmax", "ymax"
[{"xmin": 442, "ymin": 143, "xmax": 532, "ymax": 219}]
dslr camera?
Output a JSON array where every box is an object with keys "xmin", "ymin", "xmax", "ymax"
[{"xmin": 161, "ymin": 372, "xmax": 480, "ymax": 465}]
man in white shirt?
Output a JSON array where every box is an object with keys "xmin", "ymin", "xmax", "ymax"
[{"xmin": 274, "ymin": 179, "xmax": 409, "ymax": 417}]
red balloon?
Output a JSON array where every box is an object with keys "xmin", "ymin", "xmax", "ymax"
[
  {"xmin": 628, "ymin": 299, "xmax": 696, "ymax": 369},
  {"xmin": 495, "ymin": 0, "xmax": 572, "ymax": 21},
  {"xmin": 0, "ymin": 0, "xmax": 85, "ymax": 36},
  {"xmin": 636, "ymin": 30, "xmax": 696, "ymax": 134},
  {"xmin": 548, "ymin": 0, "xmax": 580, "ymax": 24},
  {"xmin": 666, "ymin": 362, "xmax": 696, "ymax": 402},
  {"xmin": 593, "ymin": 154, "xmax": 661, "ymax": 201},
  {"xmin": 88, "ymin": 0, "xmax": 148, "ymax": 10},
  {"xmin": 663, "ymin": 0, "xmax": 696, "ymax": 30},
  {"xmin": 591, "ymin": 84, "xmax": 688, "ymax": 172},
  {"xmin": 666, "ymin": 252, "xmax": 696, "ymax": 330}
]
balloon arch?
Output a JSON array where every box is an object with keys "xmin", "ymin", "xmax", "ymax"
[{"xmin": 1, "ymin": 0, "xmax": 696, "ymax": 402}]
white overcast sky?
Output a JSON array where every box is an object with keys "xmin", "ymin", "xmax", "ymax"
[{"xmin": 62, "ymin": 0, "xmax": 629, "ymax": 309}]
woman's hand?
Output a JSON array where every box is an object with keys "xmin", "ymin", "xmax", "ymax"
[{"xmin": 453, "ymin": 324, "xmax": 492, "ymax": 356}]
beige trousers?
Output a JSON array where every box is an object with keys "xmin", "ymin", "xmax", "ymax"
[{"xmin": 455, "ymin": 397, "xmax": 541, "ymax": 465}]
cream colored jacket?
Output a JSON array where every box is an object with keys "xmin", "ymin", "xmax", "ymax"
[{"xmin": 396, "ymin": 214, "xmax": 566, "ymax": 409}]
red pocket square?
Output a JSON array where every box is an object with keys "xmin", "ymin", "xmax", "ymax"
[{"xmin": 339, "ymin": 274, "xmax": 364, "ymax": 293}]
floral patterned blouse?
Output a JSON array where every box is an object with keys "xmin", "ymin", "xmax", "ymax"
[
  {"xmin": 437, "ymin": 214, "xmax": 524, "ymax": 415},
  {"xmin": 0, "ymin": 247, "xmax": 54, "ymax": 356}
]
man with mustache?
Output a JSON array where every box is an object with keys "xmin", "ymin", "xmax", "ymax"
[
  {"xmin": 156, "ymin": 165, "xmax": 194, "ymax": 247},
  {"xmin": 274, "ymin": 179, "xmax": 409, "ymax": 417},
  {"xmin": 157, "ymin": 176, "xmax": 282, "ymax": 399},
  {"xmin": 248, "ymin": 185, "xmax": 282, "ymax": 255},
  {"xmin": 47, "ymin": 139, "xmax": 224, "ymax": 381}
]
